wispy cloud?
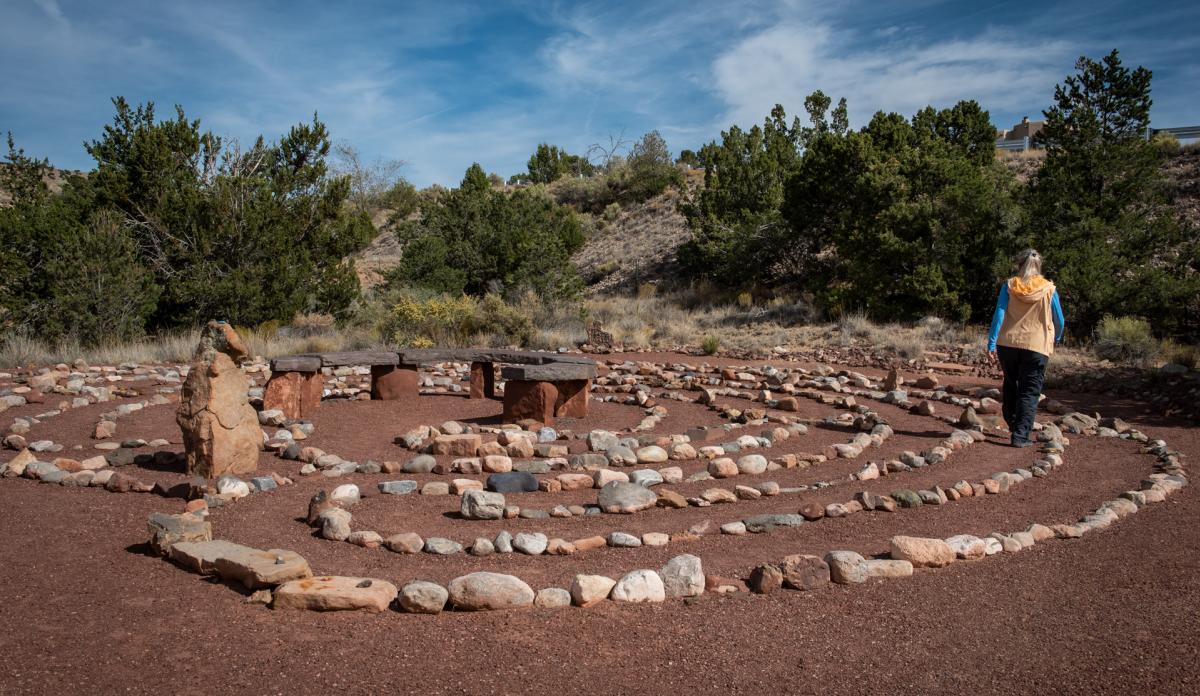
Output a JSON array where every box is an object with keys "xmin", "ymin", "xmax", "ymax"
[
  {"xmin": 712, "ymin": 22, "xmax": 1074, "ymax": 129},
  {"xmin": 0, "ymin": 0, "xmax": 1195, "ymax": 185}
]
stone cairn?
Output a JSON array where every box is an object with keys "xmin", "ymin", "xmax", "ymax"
[{"xmin": 176, "ymin": 321, "xmax": 263, "ymax": 479}]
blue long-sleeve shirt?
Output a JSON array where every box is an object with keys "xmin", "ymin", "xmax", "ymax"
[{"xmin": 987, "ymin": 284, "xmax": 1065, "ymax": 351}]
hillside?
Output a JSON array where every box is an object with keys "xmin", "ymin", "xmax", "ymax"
[
  {"xmin": 570, "ymin": 186, "xmax": 690, "ymax": 295},
  {"xmin": 0, "ymin": 165, "xmax": 80, "ymax": 207}
]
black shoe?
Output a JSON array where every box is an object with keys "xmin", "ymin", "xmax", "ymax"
[{"xmin": 1010, "ymin": 438, "xmax": 1032, "ymax": 448}]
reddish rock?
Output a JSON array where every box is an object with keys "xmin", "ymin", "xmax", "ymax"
[
  {"xmin": 262, "ymin": 371, "xmax": 323, "ymax": 420},
  {"xmin": 503, "ymin": 381, "xmax": 558, "ymax": 425},
  {"xmin": 469, "ymin": 362, "xmax": 496, "ymax": 399},
  {"xmin": 429, "ymin": 434, "xmax": 482, "ymax": 457},
  {"xmin": 370, "ymin": 364, "xmax": 417, "ymax": 401},
  {"xmin": 890, "ymin": 535, "xmax": 956, "ymax": 568},
  {"xmin": 177, "ymin": 324, "xmax": 263, "ymax": 479},
  {"xmin": 775, "ymin": 397, "xmax": 799, "ymax": 411},
  {"xmin": 554, "ymin": 379, "xmax": 591, "ymax": 418},
  {"xmin": 572, "ymin": 535, "xmax": 607, "ymax": 552},
  {"xmin": 780, "ymin": 554, "xmax": 831, "ymax": 591},
  {"xmin": 748, "ymin": 564, "xmax": 784, "ymax": 594}
]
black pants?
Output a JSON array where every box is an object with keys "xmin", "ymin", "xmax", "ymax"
[{"xmin": 996, "ymin": 345, "xmax": 1048, "ymax": 444}]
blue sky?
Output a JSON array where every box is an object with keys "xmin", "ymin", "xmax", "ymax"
[{"xmin": 1, "ymin": 0, "xmax": 1197, "ymax": 186}]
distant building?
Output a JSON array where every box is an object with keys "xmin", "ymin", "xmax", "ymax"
[{"xmin": 995, "ymin": 117, "xmax": 1045, "ymax": 152}]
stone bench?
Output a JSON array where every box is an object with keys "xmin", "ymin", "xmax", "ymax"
[
  {"xmin": 263, "ymin": 349, "xmax": 597, "ymax": 421},
  {"xmin": 500, "ymin": 363, "xmax": 598, "ymax": 425}
]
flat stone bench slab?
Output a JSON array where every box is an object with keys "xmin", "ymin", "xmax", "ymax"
[
  {"xmin": 398, "ymin": 349, "xmax": 595, "ymax": 366},
  {"xmin": 265, "ymin": 348, "xmax": 599, "ymax": 419},
  {"xmin": 271, "ymin": 349, "xmax": 595, "ymax": 373},
  {"xmin": 501, "ymin": 363, "xmax": 598, "ymax": 381},
  {"xmin": 270, "ymin": 351, "xmax": 399, "ymax": 372}
]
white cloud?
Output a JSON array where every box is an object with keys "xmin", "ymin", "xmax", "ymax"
[{"xmin": 712, "ymin": 21, "xmax": 1076, "ymax": 129}]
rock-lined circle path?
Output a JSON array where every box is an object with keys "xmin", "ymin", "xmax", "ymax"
[{"xmin": 0, "ymin": 354, "xmax": 1188, "ymax": 617}]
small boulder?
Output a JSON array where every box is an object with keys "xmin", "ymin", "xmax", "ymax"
[
  {"xmin": 398, "ymin": 581, "xmax": 448, "ymax": 614},
  {"xmin": 610, "ymin": 569, "xmax": 666, "ymax": 603},
  {"xmin": 890, "ymin": 535, "xmax": 955, "ymax": 568},
  {"xmin": 660, "ymin": 554, "xmax": 704, "ymax": 598},
  {"xmin": 447, "ymin": 572, "xmax": 535, "ymax": 611}
]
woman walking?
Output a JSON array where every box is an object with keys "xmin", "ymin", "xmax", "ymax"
[{"xmin": 987, "ymin": 249, "xmax": 1066, "ymax": 447}]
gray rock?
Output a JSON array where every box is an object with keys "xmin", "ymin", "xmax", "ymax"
[
  {"xmin": 250, "ymin": 476, "xmax": 278, "ymax": 492},
  {"xmin": 378, "ymin": 480, "xmax": 418, "ymax": 495},
  {"xmin": 469, "ymin": 537, "xmax": 495, "ymax": 556},
  {"xmin": 891, "ymin": 489, "xmax": 923, "ymax": 508},
  {"xmin": 147, "ymin": 512, "xmax": 212, "ymax": 555},
  {"xmin": 742, "ymin": 513, "xmax": 805, "ymax": 533},
  {"xmin": 534, "ymin": 587, "xmax": 572, "ymax": 608},
  {"xmin": 597, "ymin": 481, "xmax": 657, "ymax": 514},
  {"xmin": 398, "ymin": 581, "xmax": 448, "ymax": 614},
  {"xmin": 447, "ymin": 572, "xmax": 535, "ymax": 611},
  {"xmin": 461, "ymin": 490, "xmax": 506, "ymax": 520},
  {"xmin": 605, "ymin": 445, "xmax": 637, "ymax": 466},
  {"xmin": 587, "ymin": 430, "xmax": 620, "ymax": 452},
  {"xmin": 607, "ymin": 532, "xmax": 642, "ymax": 548},
  {"xmin": 629, "ymin": 469, "xmax": 664, "ymax": 487},
  {"xmin": 736, "ymin": 454, "xmax": 768, "ymax": 475},
  {"xmin": 512, "ymin": 460, "xmax": 551, "ymax": 474},
  {"xmin": 423, "ymin": 537, "xmax": 463, "ymax": 555},
  {"xmin": 486, "ymin": 471, "xmax": 538, "ymax": 493},
  {"xmin": 24, "ymin": 461, "xmax": 60, "ymax": 480},
  {"xmin": 660, "ymin": 554, "xmax": 704, "ymax": 598},
  {"xmin": 513, "ymin": 532, "xmax": 549, "ymax": 555},
  {"xmin": 494, "ymin": 530, "xmax": 513, "ymax": 553},
  {"xmin": 41, "ymin": 468, "xmax": 67, "ymax": 484},
  {"xmin": 825, "ymin": 550, "xmax": 869, "ymax": 584},
  {"xmin": 319, "ymin": 509, "xmax": 352, "ymax": 541},
  {"xmin": 403, "ymin": 455, "xmax": 437, "ymax": 473},
  {"xmin": 569, "ymin": 453, "xmax": 610, "ymax": 470}
]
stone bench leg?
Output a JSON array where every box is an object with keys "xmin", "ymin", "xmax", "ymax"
[
  {"xmin": 371, "ymin": 364, "xmax": 418, "ymax": 400},
  {"xmin": 263, "ymin": 371, "xmax": 323, "ymax": 419},
  {"xmin": 554, "ymin": 379, "xmax": 591, "ymax": 418},
  {"xmin": 503, "ymin": 380, "xmax": 558, "ymax": 425},
  {"xmin": 469, "ymin": 361, "xmax": 496, "ymax": 399}
]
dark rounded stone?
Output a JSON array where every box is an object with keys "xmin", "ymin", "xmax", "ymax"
[{"xmin": 486, "ymin": 471, "xmax": 538, "ymax": 493}]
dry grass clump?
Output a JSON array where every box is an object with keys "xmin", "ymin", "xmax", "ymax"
[
  {"xmin": 0, "ymin": 321, "xmax": 374, "ymax": 369},
  {"xmin": 1, "ymin": 287, "xmax": 1019, "ymax": 368}
]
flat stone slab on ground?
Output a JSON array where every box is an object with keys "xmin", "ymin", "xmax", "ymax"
[
  {"xmin": 147, "ymin": 512, "xmax": 211, "ymax": 555},
  {"xmin": 168, "ymin": 539, "xmax": 256, "ymax": 574},
  {"xmin": 273, "ymin": 576, "xmax": 398, "ymax": 613},
  {"xmin": 213, "ymin": 547, "xmax": 313, "ymax": 590}
]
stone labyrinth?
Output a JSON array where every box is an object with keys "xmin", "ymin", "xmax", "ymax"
[{"xmin": 0, "ymin": 339, "xmax": 1189, "ymax": 616}]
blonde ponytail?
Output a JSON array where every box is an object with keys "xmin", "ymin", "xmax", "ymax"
[{"xmin": 1015, "ymin": 248, "xmax": 1042, "ymax": 281}]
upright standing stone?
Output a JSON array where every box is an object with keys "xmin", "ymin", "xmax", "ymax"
[{"xmin": 176, "ymin": 322, "xmax": 263, "ymax": 479}]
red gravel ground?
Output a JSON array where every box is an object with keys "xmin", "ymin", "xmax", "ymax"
[{"xmin": 0, "ymin": 353, "xmax": 1196, "ymax": 695}]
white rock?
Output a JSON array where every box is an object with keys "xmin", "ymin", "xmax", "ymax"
[
  {"xmin": 570, "ymin": 574, "xmax": 616, "ymax": 607},
  {"xmin": 660, "ymin": 554, "xmax": 704, "ymax": 598},
  {"xmin": 512, "ymin": 532, "xmax": 548, "ymax": 555},
  {"xmin": 610, "ymin": 569, "xmax": 666, "ymax": 603}
]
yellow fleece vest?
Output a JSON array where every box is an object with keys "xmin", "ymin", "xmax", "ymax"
[{"xmin": 997, "ymin": 276, "xmax": 1056, "ymax": 357}]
